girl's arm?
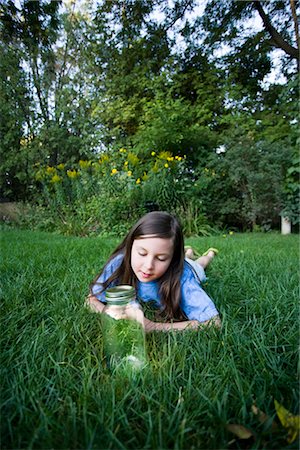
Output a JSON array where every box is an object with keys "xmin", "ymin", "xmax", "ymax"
[
  {"xmin": 86, "ymin": 296, "xmax": 221, "ymax": 332},
  {"xmin": 143, "ymin": 315, "xmax": 221, "ymax": 332}
]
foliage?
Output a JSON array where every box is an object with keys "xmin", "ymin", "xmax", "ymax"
[
  {"xmin": 0, "ymin": 41, "xmax": 32, "ymax": 200},
  {"xmin": 176, "ymin": 201, "xmax": 217, "ymax": 237},
  {"xmin": 24, "ymin": 149, "xmax": 205, "ymax": 236},
  {"xmin": 281, "ymin": 151, "xmax": 300, "ymax": 225},
  {"xmin": 12, "ymin": 119, "xmax": 298, "ymax": 235},
  {"xmin": 1, "ymin": 230, "xmax": 299, "ymax": 449},
  {"xmin": 0, "ymin": 0, "xmax": 298, "ymax": 232},
  {"xmin": 0, "ymin": 1, "xmax": 98, "ymax": 200},
  {"xmin": 199, "ymin": 136, "xmax": 294, "ymax": 230},
  {"xmin": 200, "ymin": 0, "xmax": 299, "ymax": 75},
  {"xmin": 279, "ymin": 78, "xmax": 300, "ymax": 225}
]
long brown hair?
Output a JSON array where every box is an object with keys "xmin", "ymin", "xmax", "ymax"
[{"xmin": 90, "ymin": 211, "xmax": 186, "ymax": 320}]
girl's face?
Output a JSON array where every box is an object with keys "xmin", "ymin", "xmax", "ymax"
[{"xmin": 131, "ymin": 236, "xmax": 174, "ymax": 282}]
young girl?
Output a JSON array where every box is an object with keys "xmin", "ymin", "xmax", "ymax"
[{"xmin": 87, "ymin": 211, "xmax": 221, "ymax": 332}]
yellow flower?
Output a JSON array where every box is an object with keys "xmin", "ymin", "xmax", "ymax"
[
  {"xmin": 20, "ymin": 135, "xmax": 33, "ymax": 146},
  {"xmin": 46, "ymin": 166, "xmax": 56, "ymax": 174},
  {"xmin": 164, "ymin": 163, "xmax": 169, "ymax": 168},
  {"xmin": 57, "ymin": 163, "xmax": 65, "ymax": 170},
  {"xmin": 127, "ymin": 171, "xmax": 132, "ymax": 177},
  {"xmin": 50, "ymin": 174, "xmax": 62, "ymax": 183},
  {"xmin": 111, "ymin": 168, "xmax": 118, "ymax": 175},
  {"xmin": 152, "ymin": 162, "xmax": 159, "ymax": 173},
  {"xmin": 151, "ymin": 151, "xmax": 156, "ymax": 156},
  {"xmin": 167, "ymin": 157, "xmax": 174, "ymax": 161},
  {"xmin": 99, "ymin": 154, "xmax": 110, "ymax": 164},
  {"xmin": 229, "ymin": 231, "xmax": 234, "ymax": 235},
  {"xmin": 136, "ymin": 178, "xmax": 141, "ymax": 184},
  {"xmin": 128, "ymin": 152, "xmax": 139, "ymax": 166},
  {"xmin": 142, "ymin": 172, "xmax": 148, "ymax": 181},
  {"xmin": 124, "ymin": 161, "xmax": 128, "ymax": 166},
  {"xmin": 35, "ymin": 170, "xmax": 44, "ymax": 181},
  {"xmin": 67, "ymin": 169, "xmax": 80, "ymax": 179},
  {"xmin": 79, "ymin": 160, "xmax": 91, "ymax": 169},
  {"xmin": 119, "ymin": 148, "xmax": 127, "ymax": 153},
  {"xmin": 158, "ymin": 151, "xmax": 172, "ymax": 160}
]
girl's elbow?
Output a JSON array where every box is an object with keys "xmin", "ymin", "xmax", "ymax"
[
  {"xmin": 210, "ymin": 314, "xmax": 221, "ymax": 328},
  {"xmin": 199, "ymin": 314, "xmax": 221, "ymax": 329}
]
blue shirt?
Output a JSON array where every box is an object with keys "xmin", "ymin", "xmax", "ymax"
[{"xmin": 92, "ymin": 254, "xmax": 218, "ymax": 323}]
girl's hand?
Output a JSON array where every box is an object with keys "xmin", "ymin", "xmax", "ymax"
[{"xmin": 85, "ymin": 295, "xmax": 105, "ymax": 313}]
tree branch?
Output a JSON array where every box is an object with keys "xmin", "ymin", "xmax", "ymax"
[
  {"xmin": 253, "ymin": 0, "xmax": 299, "ymax": 66},
  {"xmin": 163, "ymin": 0, "xmax": 194, "ymax": 33},
  {"xmin": 290, "ymin": 0, "xmax": 299, "ymax": 52},
  {"xmin": 30, "ymin": 55, "xmax": 49, "ymax": 122}
]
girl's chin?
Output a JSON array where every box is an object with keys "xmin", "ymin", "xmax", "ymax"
[{"xmin": 138, "ymin": 272, "xmax": 154, "ymax": 282}]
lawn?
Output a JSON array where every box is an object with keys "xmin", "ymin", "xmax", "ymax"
[{"xmin": 1, "ymin": 229, "xmax": 299, "ymax": 449}]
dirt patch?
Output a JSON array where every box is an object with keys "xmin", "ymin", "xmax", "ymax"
[{"xmin": 0, "ymin": 202, "xmax": 24, "ymax": 222}]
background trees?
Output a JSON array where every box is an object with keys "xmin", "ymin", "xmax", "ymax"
[
  {"xmin": 0, "ymin": 0, "xmax": 98, "ymax": 199},
  {"xmin": 0, "ymin": 0, "xmax": 298, "ymax": 232}
]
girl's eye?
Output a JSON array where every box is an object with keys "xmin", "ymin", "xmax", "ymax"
[
  {"xmin": 138, "ymin": 252, "xmax": 147, "ymax": 257},
  {"xmin": 157, "ymin": 257, "xmax": 167, "ymax": 262}
]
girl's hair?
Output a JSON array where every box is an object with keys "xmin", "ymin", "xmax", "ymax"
[{"xmin": 91, "ymin": 211, "xmax": 186, "ymax": 320}]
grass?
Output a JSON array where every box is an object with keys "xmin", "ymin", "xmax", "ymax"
[{"xmin": 0, "ymin": 228, "xmax": 299, "ymax": 449}]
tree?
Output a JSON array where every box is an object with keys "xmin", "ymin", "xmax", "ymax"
[
  {"xmin": 0, "ymin": 41, "xmax": 31, "ymax": 199},
  {"xmin": 90, "ymin": 0, "xmax": 225, "ymax": 166},
  {"xmin": 200, "ymin": 0, "xmax": 299, "ymax": 74},
  {"xmin": 198, "ymin": 132, "xmax": 294, "ymax": 230},
  {"xmin": 0, "ymin": 0, "xmax": 98, "ymax": 199},
  {"xmin": 0, "ymin": 0, "xmax": 60, "ymax": 199},
  {"xmin": 90, "ymin": 0, "xmax": 173, "ymax": 147}
]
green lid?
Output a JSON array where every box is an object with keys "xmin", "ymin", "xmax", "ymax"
[{"xmin": 105, "ymin": 285, "xmax": 135, "ymax": 305}]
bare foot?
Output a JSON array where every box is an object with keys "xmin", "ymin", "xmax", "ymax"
[
  {"xmin": 185, "ymin": 247, "xmax": 195, "ymax": 259},
  {"xmin": 196, "ymin": 250, "xmax": 217, "ymax": 269}
]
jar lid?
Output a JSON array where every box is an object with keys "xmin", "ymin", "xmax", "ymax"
[{"xmin": 105, "ymin": 285, "xmax": 135, "ymax": 304}]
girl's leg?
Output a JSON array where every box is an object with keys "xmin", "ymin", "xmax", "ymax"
[{"xmin": 185, "ymin": 247, "xmax": 218, "ymax": 269}]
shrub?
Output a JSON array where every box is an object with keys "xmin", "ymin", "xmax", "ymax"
[{"xmin": 25, "ymin": 149, "xmax": 210, "ymax": 236}]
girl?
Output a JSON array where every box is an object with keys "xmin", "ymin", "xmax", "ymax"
[{"xmin": 87, "ymin": 211, "xmax": 221, "ymax": 332}]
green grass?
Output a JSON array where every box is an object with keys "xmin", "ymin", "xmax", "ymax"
[{"xmin": 1, "ymin": 229, "xmax": 299, "ymax": 449}]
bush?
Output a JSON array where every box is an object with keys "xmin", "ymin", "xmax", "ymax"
[
  {"xmin": 23, "ymin": 149, "xmax": 210, "ymax": 236},
  {"xmin": 17, "ymin": 137, "xmax": 295, "ymax": 235},
  {"xmin": 197, "ymin": 138, "xmax": 294, "ymax": 231}
]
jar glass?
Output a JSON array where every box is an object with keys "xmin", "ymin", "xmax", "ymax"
[{"xmin": 102, "ymin": 285, "xmax": 147, "ymax": 371}]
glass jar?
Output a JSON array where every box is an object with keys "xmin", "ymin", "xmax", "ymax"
[{"xmin": 102, "ymin": 285, "xmax": 147, "ymax": 371}]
